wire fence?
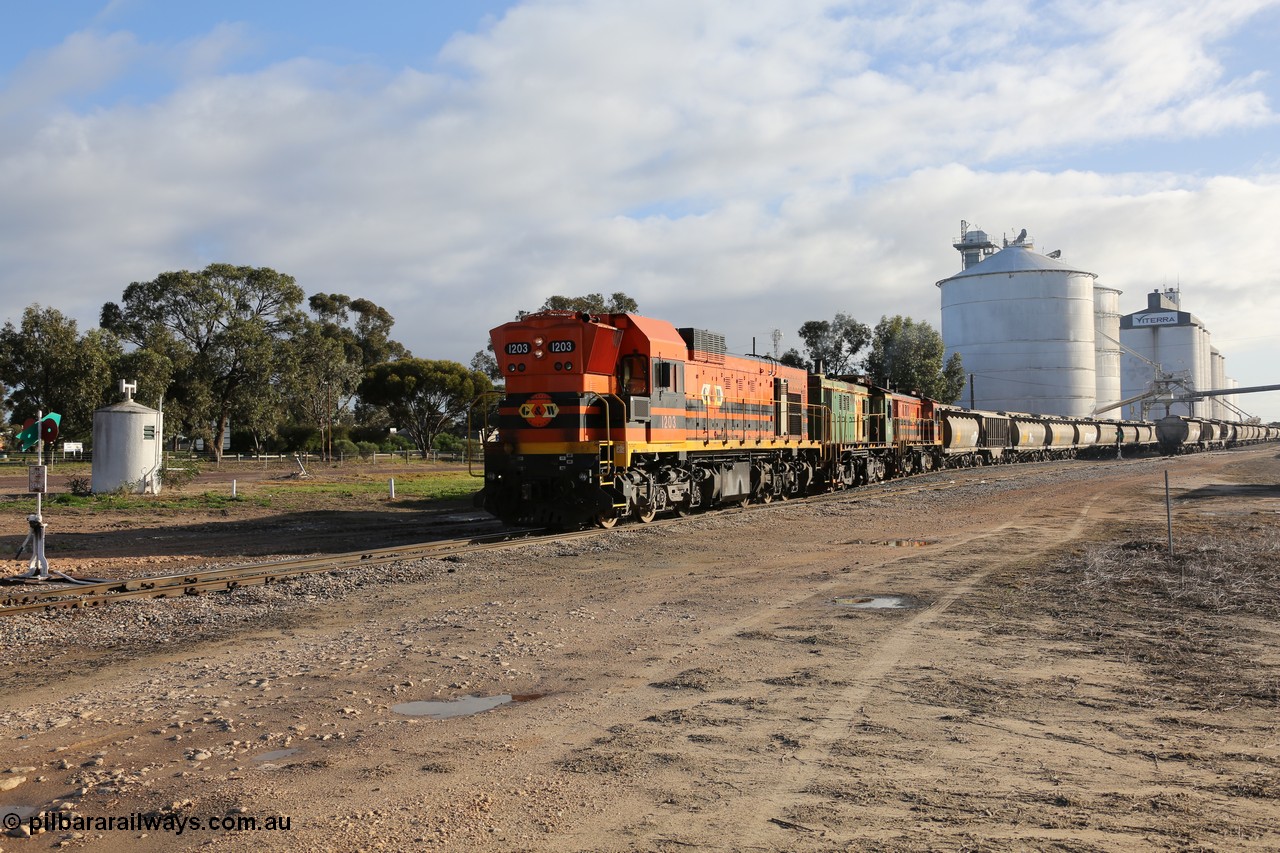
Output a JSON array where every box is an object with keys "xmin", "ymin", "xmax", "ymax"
[{"xmin": 0, "ymin": 449, "xmax": 469, "ymax": 468}]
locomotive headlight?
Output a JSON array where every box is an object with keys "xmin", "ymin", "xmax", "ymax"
[
  {"xmin": 534, "ymin": 336, "xmax": 545, "ymax": 346},
  {"xmin": 534, "ymin": 349, "xmax": 545, "ymax": 359}
]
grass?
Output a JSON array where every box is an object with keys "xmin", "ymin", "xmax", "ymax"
[
  {"xmin": 22, "ymin": 466, "xmax": 482, "ymax": 513},
  {"xmin": 1027, "ymin": 519, "xmax": 1280, "ymax": 709}
]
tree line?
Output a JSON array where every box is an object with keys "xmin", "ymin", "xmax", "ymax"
[
  {"xmin": 1, "ymin": 271, "xmax": 961, "ymax": 460},
  {"xmin": 778, "ymin": 313, "xmax": 964, "ymax": 402},
  {"xmin": 0, "ymin": 264, "xmax": 491, "ymax": 460}
]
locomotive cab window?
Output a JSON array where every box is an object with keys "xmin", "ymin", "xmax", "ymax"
[
  {"xmin": 653, "ymin": 360, "xmax": 680, "ymax": 392},
  {"xmin": 620, "ymin": 354, "xmax": 649, "ymax": 395}
]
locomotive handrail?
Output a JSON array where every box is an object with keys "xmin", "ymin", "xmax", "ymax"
[
  {"xmin": 583, "ymin": 392, "xmax": 627, "ymax": 472},
  {"xmin": 807, "ymin": 403, "xmax": 831, "ymax": 445}
]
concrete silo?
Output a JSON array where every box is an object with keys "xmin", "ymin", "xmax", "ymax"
[
  {"xmin": 938, "ymin": 227, "xmax": 1098, "ymax": 417},
  {"xmin": 92, "ymin": 381, "xmax": 164, "ymax": 494},
  {"xmin": 1211, "ymin": 349, "xmax": 1226, "ymax": 419},
  {"xmin": 1119, "ymin": 288, "xmax": 1212, "ymax": 419},
  {"xmin": 1196, "ymin": 326, "xmax": 1212, "ymax": 418}
]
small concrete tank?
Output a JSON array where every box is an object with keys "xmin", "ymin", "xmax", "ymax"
[{"xmin": 92, "ymin": 380, "xmax": 164, "ymax": 494}]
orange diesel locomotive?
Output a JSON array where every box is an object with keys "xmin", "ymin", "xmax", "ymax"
[
  {"xmin": 478, "ymin": 311, "xmax": 820, "ymax": 527},
  {"xmin": 474, "ymin": 310, "xmax": 1277, "ymax": 529}
]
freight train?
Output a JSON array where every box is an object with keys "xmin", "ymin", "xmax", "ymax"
[{"xmin": 474, "ymin": 311, "xmax": 1278, "ymax": 528}]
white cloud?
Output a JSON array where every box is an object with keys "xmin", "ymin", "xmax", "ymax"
[
  {"xmin": 1, "ymin": 0, "xmax": 1278, "ymax": 418},
  {"xmin": 0, "ymin": 30, "xmax": 139, "ymax": 118}
]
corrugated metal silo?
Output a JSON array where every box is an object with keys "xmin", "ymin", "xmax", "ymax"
[
  {"xmin": 939, "ymin": 232, "xmax": 1098, "ymax": 417},
  {"xmin": 1093, "ymin": 284, "xmax": 1122, "ymax": 416}
]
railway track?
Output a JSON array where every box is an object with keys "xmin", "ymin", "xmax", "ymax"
[
  {"xmin": 0, "ymin": 451, "xmax": 1177, "ymax": 619},
  {"xmin": 0, "ymin": 528, "xmax": 576, "ymax": 617}
]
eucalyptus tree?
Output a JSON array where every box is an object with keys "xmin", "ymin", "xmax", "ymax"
[
  {"xmin": 795, "ymin": 314, "xmax": 871, "ymax": 375},
  {"xmin": 864, "ymin": 315, "xmax": 965, "ymax": 402},
  {"xmin": 359, "ymin": 359, "xmax": 492, "ymax": 457},
  {"xmin": 307, "ymin": 293, "xmax": 409, "ymax": 367},
  {"xmin": 101, "ymin": 264, "xmax": 306, "ymax": 459},
  {"xmin": 282, "ymin": 323, "xmax": 364, "ymax": 457},
  {"xmin": 0, "ymin": 305, "xmax": 120, "ymax": 438},
  {"xmin": 517, "ymin": 292, "xmax": 639, "ymax": 319},
  {"xmin": 299, "ymin": 293, "xmax": 409, "ymax": 451}
]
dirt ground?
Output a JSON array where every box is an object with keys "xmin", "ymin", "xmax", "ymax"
[
  {"xmin": 1, "ymin": 448, "xmax": 1279, "ymax": 851},
  {"xmin": 0, "ymin": 460, "xmax": 483, "ymax": 576}
]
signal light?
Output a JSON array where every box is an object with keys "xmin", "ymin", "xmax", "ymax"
[{"xmin": 15, "ymin": 413, "xmax": 61, "ymax": 452}]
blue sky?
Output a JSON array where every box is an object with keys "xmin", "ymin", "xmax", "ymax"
[{"xmin": 2, "ymin": 0, "xmax": 1278, "ymax": 420}]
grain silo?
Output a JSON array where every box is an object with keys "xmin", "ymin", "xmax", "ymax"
[
  {"xmin": 92, "ymin": 381, "xmax": 164, "ymax": 494},
  {"xmin": 1119, "ymin": 288, "xmax": 1213, "ymax": 419},
  {"xmin": 1093, "ymin": 284, "xmax": 1123, "ymax": 416},
  {"xmin": 938, "ymin": 227, "xmax": 1098, "ymax": 417},
  {"xmin": 1211, "ymin": 349, "xmax": 1226, "ymax": 419}
]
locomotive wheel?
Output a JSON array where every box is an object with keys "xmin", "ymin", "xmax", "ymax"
[
  {"xmin": 596, "ymin": 513, "xmax": 619, "ymax": 529},
  {"xmin": 635, "ymin": 505, "xmax": 657, "ymax": 523}
]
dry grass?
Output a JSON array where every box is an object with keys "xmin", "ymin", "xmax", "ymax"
[
  {"xmin": 1081, "ymin": 528, "xmax": 1280, "ymax": 617},
  {"xmin": 1026, "ymin": 522, "xmax": 1280, "ymax": 710}
]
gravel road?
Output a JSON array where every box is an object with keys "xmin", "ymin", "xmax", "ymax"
[{"xmin": 2, "ymin": 448, "xmax": 1278, "ymax": 851}]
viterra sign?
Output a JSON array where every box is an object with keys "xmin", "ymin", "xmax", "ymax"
[{"xmin": 1132, "ymin": 312, "xmax": 1181, "ymax": 326}]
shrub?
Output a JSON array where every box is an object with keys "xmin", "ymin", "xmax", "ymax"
[
  {"xmin": 356, "ymin": 441, "xmax": 379, "ymax": 458},
  {"xmin": 158, "ymin": 460, "xmax": 201, "ymax": 490},
  {"xmin": 380, "ymin": 433, "xmax": 414, "ymax": 452},
  {"xmin": 67, "ymin": 474, "xmax": 93, "ymax": 497},
  {"xmin": 277, "ymin": 424, "xmax": 321, "ymax": 453},
  {"xmin": 333, "ymin": 438, "xmax": 359, "ymax": 458},
  {"xmin": 433, "ymin": 433, "xmax": 463, "ymax": 452}
]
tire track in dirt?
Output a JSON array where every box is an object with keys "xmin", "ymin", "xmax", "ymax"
[{"xmin": 557, "ymin": 483, "xmax": 1113, "ymax": 851}]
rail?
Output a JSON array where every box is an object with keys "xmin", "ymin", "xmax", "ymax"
[{"xmin": 0, "ymin": 528, "xmax": 572, "ymax": 617}]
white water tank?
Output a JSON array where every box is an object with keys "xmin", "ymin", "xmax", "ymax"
[
  {"xmin": 92, "ymin": 382, "xmax": 164, "ymax": 494},
  {"xmin": 939, "ymin": 240, "xmax": 1098, "ymax": 417}
]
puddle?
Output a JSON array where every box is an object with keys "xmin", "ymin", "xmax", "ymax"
[
  {"xmin": 834, "ymin": 595, "xmax": 916, "ymax": 610},
  {"xmin": 841, "ymin": 539, "xmax": 930, "ymax": 548},
  {"xmin": 252, "ymin": 748, "xmax": 300, "ymax": 763},
  {"xmin": 391, "ymin": 693, "xmax": 543, "ymax": 719}
]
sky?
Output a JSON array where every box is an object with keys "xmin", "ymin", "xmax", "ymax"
[{"xmin": 2, "ymin": 0, "xmax": 1279, "ymax": 421}]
